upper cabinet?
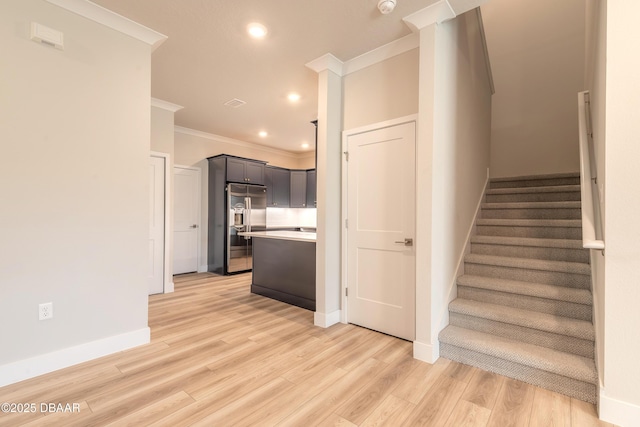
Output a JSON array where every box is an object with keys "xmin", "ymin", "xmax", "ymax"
[
  {"xmin": 265, "ymin": 166, "xmax": 290, "ymax": 207},
  {"xmin": 290, "ymin": 170, "xmax": 308, "ymax": 208},
  {"xmin": 226, "ymin": 157, "xmax": 265, "ymax": 185},
  {"xmin": 306, "ymin": 169, "xmax": 316, "ymax": 208},
  {"xmin": 209, "ymin": 154, "xmax": 315, "ymax": 208}
]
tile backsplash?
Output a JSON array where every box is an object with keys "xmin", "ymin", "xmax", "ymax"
[{"xmin": 267, "ymin": 208, "xmax": 317, "ymax": 228}]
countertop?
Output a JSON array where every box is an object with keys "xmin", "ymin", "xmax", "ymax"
[{"xmin": 239, "ymin": 230, "xmax": 316, "ymax": 243}]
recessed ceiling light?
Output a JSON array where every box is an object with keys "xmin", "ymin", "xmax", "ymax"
[
  {"xmin": 288, "ymin": 93, "xmax": 301, "ymax": 102},
  {"xmin": 301, "ymin": 142, "xmax": 309, "ymax": 149},
  {"xmin": 258, "ymin": 131, "xmax": 268, "ymax": 138},
  {"xmin": 247, "ymin": 23, "xmax": 267, "ymax": 39}
]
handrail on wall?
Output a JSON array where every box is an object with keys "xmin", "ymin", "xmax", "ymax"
[{"xmin": 577, "ymin": 91, "xmax": 605, "ymax": 251}]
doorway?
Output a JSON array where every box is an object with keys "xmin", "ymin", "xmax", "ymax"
[
  {"xmin": 343, "ymin": 119, "xmax": 416, "ymax": 341},
  {"xmin": 149, "ymin": 154, "xmax": 167, "ymax": 295},
  {"xmin": 173, "ymin": 165, "xmax": 201, "ymax": 275}
]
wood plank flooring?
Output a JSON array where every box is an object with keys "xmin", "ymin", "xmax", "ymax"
[{"xmin": 0, "ymin": 273, "xmax": 616, "ymax": 426}]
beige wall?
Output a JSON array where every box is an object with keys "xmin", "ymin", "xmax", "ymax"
[
  {"xmin": 483, "ymin": 0, "xmax": 585, "ymax": 178},
  {"xmin": 415, "ymin": 10, "xmax": 493, "ymax": 359},
  {"xmin": 0, "ymin": 0, "xmax": 151, "ymax": 379},
  {"xmin": 343, "ymin": 49, "xmax": 419, "ymax": 131},
  {"xmin": 175, "ymin": 129, "xmax": 311, "ymax": 170}
]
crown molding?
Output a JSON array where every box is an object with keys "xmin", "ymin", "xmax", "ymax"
[
  {"xmin": 402, "ymin": 0, "xmax": 456, "ymax": 31},
  {"xmin": 306, "ymin": 1, "xmax": 487, "ymax": 76},
  {"xmin": 45, "ymin": 0, "xmax": 167, "ymax": 50},
  {"xmin": 151, "ymin": 98, "xmax": 184, "ymax": 112},
  {"xmin": 174, "ymin": 126, "xmax": 307, "ymax": 159},
  {"xmin": 305, "ymin": 53, "xmax": 345, "ymax": 76},
  {"xmin": 298, "ymin": 151, "xmax": 316, "ymax": 159},
  {"xmin": 342, "ymin": 33, "xmax": 419, "ymax": 76}
]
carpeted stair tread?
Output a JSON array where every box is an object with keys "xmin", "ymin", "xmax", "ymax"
[
  {"xmin": 464, "ymin": 253, "xmax": 590, "ymax": 275},
  {"xmin": 457, "ymin": 275, "xmax": 592, "ymax": 305},
  {"xmin": 439, "ymin": 326, "xmax": 597, "ymax": 384},
  {"xmin": 449, "ymin": 298, "xmax": 594, "ymax": 340},
  {"xmin": 491, "ymin": 172, "xmax": 580, "ymax": 183},
  {"xmin": 476, "ymin": 218, "xmax": 582, "ymax": 228},
  {"xmin": 487, "ymin": 185, "xmax": 581, "ymax": 195},
  {"xmin": 470, "ymin": 235, "xmax": 584, "ymax": 250},
  {"xmin": 481, "ymin": 201, "xmax": 581, "ymax": 210}
]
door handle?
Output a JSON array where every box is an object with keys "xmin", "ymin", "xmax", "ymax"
[
  {"xmin": 395, "ymin": 238, "xmax": 413, "ymax": 246},
  {"xmin": 190, "ymin": 224, "xmax": 197, "ymax": 229}
]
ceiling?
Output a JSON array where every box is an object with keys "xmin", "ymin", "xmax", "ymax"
[{"xmin": 92, "ymin": 0, "xmax": 441, "ymax": 153}]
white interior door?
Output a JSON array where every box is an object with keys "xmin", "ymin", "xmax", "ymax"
[
  {"xmin": 346, "ymin": 122, "xmax": 416, "ymax": 341},
  {"xmin": 174, "ymin": 166, "xmax": 200, "ymax": 275},
  {"xmin": 149, "ymin": 155, "xmax": 165, "ymax": 295}
]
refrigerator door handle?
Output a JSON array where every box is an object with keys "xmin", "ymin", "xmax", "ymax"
[{"xmin": 245, "ymin": 196, "xmax": 252, "ymax": 233}]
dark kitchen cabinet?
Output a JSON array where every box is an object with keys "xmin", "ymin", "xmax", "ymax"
[
  {"xmin": 306, "ymin": 169, "xmax": 316, "ymax": 208},
  {"xmin": 290, "ymin": 170, "xmax": 308, "ymax": 208},
  {"xmin": 226, "ymin": 156, "xmax": 265, "ymax": 185},
  {"xmin": 265, "ymin": 166, "xmax": 290, "ymax": 207}
]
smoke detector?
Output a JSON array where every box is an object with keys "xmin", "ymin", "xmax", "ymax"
[{"xmin": 378, "ymin": 0, "xmax": 397, "ymax": 14}]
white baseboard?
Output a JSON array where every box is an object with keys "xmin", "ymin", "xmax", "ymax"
[
  {"xmin": 413, "ymin": 340, "xmax": 439, "ymax": 364},
  {"xmin": 599, "ymin": 388, "xmax": 640, "ymax": 426},
  {"xmin": 314, "ymin": 310, "xmax": 341, "ymax": 328},
  {"xmin": 164, "ymin": 281, "xmax": 175, "ymax": 293},
  {"xmin": 198, "ymin": 265, "xmax": 208, "ymax": 273},
  {"xmin": 0, "ymin": 327, "xmax": 150, "ymax": 387}
]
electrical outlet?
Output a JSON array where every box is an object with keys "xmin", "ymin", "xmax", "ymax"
[{"xmin": 39, "ymin": 302, "xmax": 53, "ymax": 320}]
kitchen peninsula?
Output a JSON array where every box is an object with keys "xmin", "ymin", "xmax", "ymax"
[{"xmin": 239, "ymin": 230, "xmax": 316, "ymax": 310}]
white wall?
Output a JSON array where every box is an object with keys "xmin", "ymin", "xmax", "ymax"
[
  {"xmin": 482, "ymin": 0, "xmax": 585, "ymax": 178},
  {"xmin": 174, "ymin": 128, "xmax": 315, "ymax": 273},
  {"xmin": 598, "ymin": 0, "xmax": 640, "ymax": 424},
  {"xmin": 0, "ymin": 0, "xmax": 152, "ymax": 383},
  {"xmin": 415, "ymin": 10, "xmax": 493, "ymax": 361},
  {"xmin": 343, "ymin": 49, "xmax": 419, "ymax": 130},
  {"xmin": 151, "ymin": 106, "xmax": 176, "ymax": 156}
]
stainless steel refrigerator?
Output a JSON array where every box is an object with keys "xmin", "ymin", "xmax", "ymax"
[{"xmin": 226, "ymin": 183, "xmax": 267, "ymax": 273}]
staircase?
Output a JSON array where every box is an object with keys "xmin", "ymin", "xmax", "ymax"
[{"xmin": 439, "ymin": 173, "xmax": 597, "ymax": 404}]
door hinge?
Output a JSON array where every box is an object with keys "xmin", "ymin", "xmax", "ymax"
[
  {"xmin": 345, "ymin": 219, "xmax": 348, "ymax": 229},
  {"xmin": 345, "ymin": 288, "xmax": 348, "ymax": 297},
  {"xmin": 343, "ymin": 151, "xmax": 349, "ymax": 161}
]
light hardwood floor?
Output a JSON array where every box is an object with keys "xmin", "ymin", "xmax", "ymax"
[{"xmin": 0, "ymin": 273, "xmax": 615, "ymax": 426}]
